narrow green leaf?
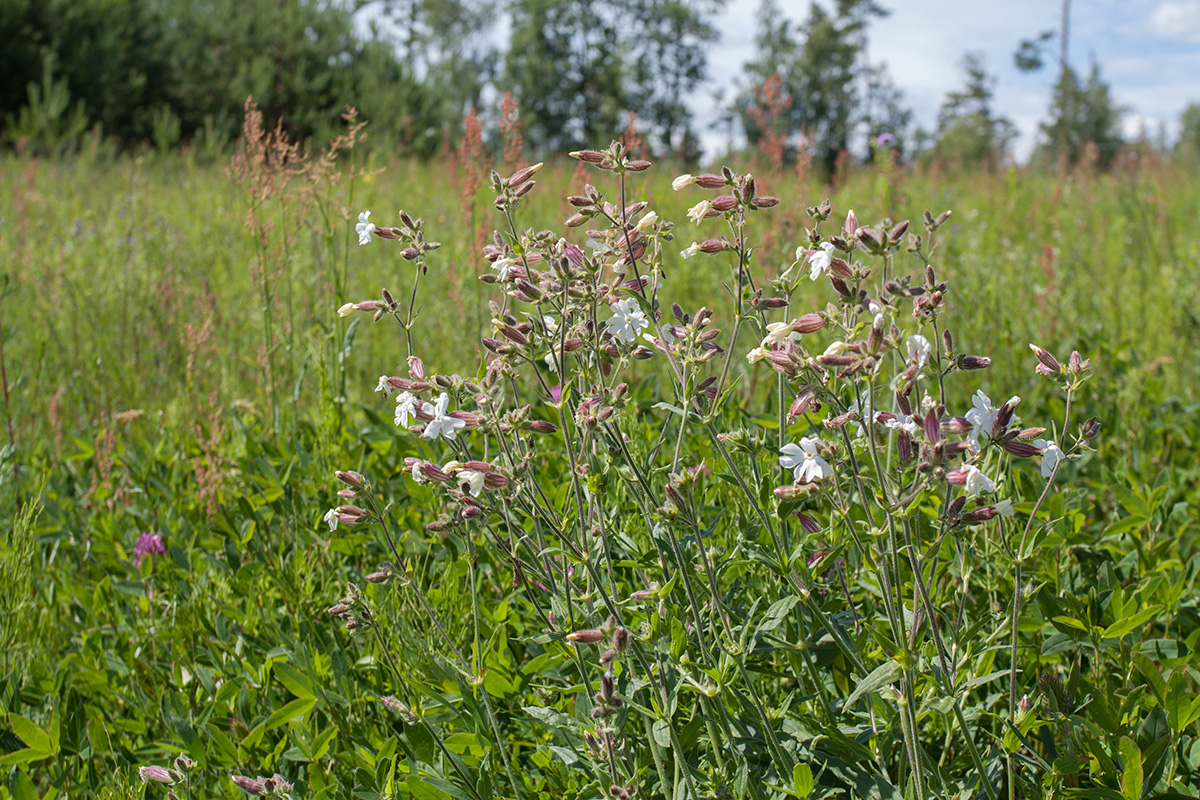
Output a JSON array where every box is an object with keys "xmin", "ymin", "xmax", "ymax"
[
  {"xmin": 1103, "ymin": 606, "xmax": 1163, "ymax": 639},
  {"xmin": 263, "ymin": 698, "xmax": 314, "ymax": 730},
  {"xmin": 845, "ymin": 661, "xmax": 903, "ymax": 707}
]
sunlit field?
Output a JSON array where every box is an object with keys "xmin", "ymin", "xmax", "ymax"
[{"xmin": 3, "ymin": 140, "xmax": 1200, "ymax": 799}]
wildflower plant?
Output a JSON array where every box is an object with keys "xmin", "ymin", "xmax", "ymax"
[{"xmin": 325, "ymin": 141, "xmax": 1109, "ymax": 800}]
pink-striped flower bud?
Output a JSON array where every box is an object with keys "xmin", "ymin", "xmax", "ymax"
[
  {"xmin": 960, "ymin": 355, "xmax": 991, "ymax": 370},
  {"xmin": 794, "ymin": 512, "xmax": 822, "ymax": 533},
  {"xmin": 231, "ymin": 775, "xmax": 267, "ymax": 795},
  {"xmin": 791, "ymin": 313, "xmax": 825, "ymax": 334},
  {"xmin": 694, "ymin": 173, "xmax": 727, "ymax": 188},
  {"xmin": 507, "ymin": 162, "xmax": 543, "ymax": 187},
  {"xmin": 1029, "ymin": 344, "xmax": 1061, "ymax": 375},
  {"xmin": 1001, "ymin": 439, "xmax": 1042, "ymax": 458},
  {"xmin": 567, "ymin": 629, "xmax": 605, "ymax": 644},
  {"xmin": 140, "ymin": 766, "xmax": 177, "ymax": 785}
]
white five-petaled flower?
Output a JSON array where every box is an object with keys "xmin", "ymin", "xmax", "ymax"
[
  {"xmin": 492, "ymin": 257, "xmax": 516, "ymax": 280},
  {"xmin": 635, "ymin": 211, "xmax": 658, "ymax": 233},
  {"xmin": 323, "ymin": 508, "xmax": 339, "ymax": 531},
  {"xmin": 965, "ymin": 390, "xmax": 997, "ymax": 450},
  {"xmin": 604, "ymin": 298, "xmax": 649, "ymax": 343},
  {"xmin": 409, "ymin": 458, "xmax": 431, "ymax": 485},
  {"xmin": 457, "ymin": 469, "xmax": 486, "ymax": 497},
  {"xmin": 338, "ymin": 302, "xmax": 357, "ymax": 317},
  {"xmin": 394, "ymin": 391, "xmax": 420, "ymax": 428},
  {"xmin": 421, "ymin": 392, "xmax": 466, "ymax": 441},
  {"xmin": 761, "ymin": 321, "xmax": 793, "ymax": 348},
  {"xmin": 962, "ymin": 464, "xmax": 996, "ymax": 497},
  {"xmin": 1034, "ymin": 438, "xmax": 1065, "ymax": 479},
  {"xmin": 806, "ymin": 242, "xmax": 836, "ymax": 281},
  {"xmin": 907, "ymin": 334, "xmax": 931, "ymax": 368},
  {"xmin": 375, "ymin": 375, "xmax": 392, "ymax": 396},
  {"xmin": 687, "ymin": 200, "xmax": 713, "ymax": 224},
  {"xmin": 356, "ymin": 211, "xmax": 376, "ymax": 246},
  {"xmin": 779, "ymin": 438, "xmax": 833, "ymax": 484},
  {"xmin": 994, "ymin": 498, "xmax": 1015, "ymax": 517},
  {"xmin": 680, "ymin": 242, "xmax": 702, "ymax": 259},
  {"xmin": 746, "ymin": 346, "xmax": 769, "ymax": 364},
  {"xmin": 672, "ymin": 174, "xmax": 696, "ymax": 191},
  {"xmin": 884, "ymin": 414, "xmax": 922, "ymax": 436}
]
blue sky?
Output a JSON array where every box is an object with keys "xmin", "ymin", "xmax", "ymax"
[{"xmin": 697, "ymin": 0, "xmax": 1200, "ymax": 158}]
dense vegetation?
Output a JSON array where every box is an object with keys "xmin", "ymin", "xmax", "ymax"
[{"xmin": 2, "ymin": 110, "xmax": 1200, "ymax": 799}]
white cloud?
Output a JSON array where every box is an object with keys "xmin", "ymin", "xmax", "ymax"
[{"xmin": 1149, "ymin": 1, "xmax": 1200, "ymax": 42}]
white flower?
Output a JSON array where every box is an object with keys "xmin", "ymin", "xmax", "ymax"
[
  {"xmin": 356, "ymin": 211, "xmax": 376, "ymax": 245},
  {"xmin": 409, "ymin": 459, "xmax": 430, "ymax": 484},
  {"xmin": 604, "ymin": 298, "xmax": 649, "ymax": 343},
  {"xmin": 681, "ymin": 242, "xmax": 702, "ymax": 259},
  {"xmin": 375, "ymin": 375, "xmax": 392, "ymax": 396},
  {"xmin": 823, "ymin": 340, "xmax": 851, "ymax": 357},
  {"xmin": 994, "ymin": 498, "xmax": 1015, "ymax": 517},
  {"xmin": 965, "ymin": 390, "xmax": 997, "ymax": 450},
  {"xmin": 672, "ymin": 174, "xmax": 696, "ymax": 191},
  {"xmin": 687, "ymin": 200, "xmax": 712, "ymax": 223},
  {"xmin": 1034, "ymin": 438, "xmax": 1065, "ymax": 479},
  {"xmin": 907, "ymin": 334, "xmax": 931, "ymax": 368},
  {"xmin": 760, "ymin": 321, "xmax": 793, "ymax": 348},
  {"xmin": 338, "ymin": 302, "xmax": 357, "ymax": 317},
  {"xmin": 884, "ymin": 414, "xmax": 921, "ymax": 436},
  {"xmin": 806, "ymin": 242, "xmax": 835, "ymax": 280},
  {"xmin": 457, "ymin": 469, "xmax": 486, "ymax": 497},
  {"xmin": 779, "ymin": 438, "xmax": 833, "ymax": 483},
  {"xmin": 394, "ymin": 391, "xmax": 420, "ymax": 428},
  {"xmin": 962, "ymin": 464, "xmax": 996, "ymax": 497},
  {"xmin": 545, "ymin": 350, "xmax": 559, "ymax": 373},
  {"xmin": 635, "ymin": 211, "xmax": 658, "ymax": 233},
  {"xmin": 746, "ymin": 346, "xmax": 769, "ymax": 363},
  {"xmin": 323, "ymin": 508, "xmax": 339, "ymax": 531},
  {"xmin": 421, "ymin": 392, "xmax": 466, "ymax": 441},
  {"xmin": 492, "ymin": 257, "xmax": 515, "ymax": 280}
]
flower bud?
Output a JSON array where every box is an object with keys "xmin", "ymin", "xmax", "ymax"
[
  {"xmin": 1029, "ymin": 343, "xmax": 1061, "ymax": 375},
  {"xmin": 571, "ymin": 150, "xmax": 606, "ymax": 164},
  {"xmin": 231, "ymin": 775, "xmax": 267, "ymax": 795},
  {"xmin": 507, "ymin": 162, "xmax": 543, "ymax": 187},
  {"xmin": 336, "ymin": 470, "xmax": 366, "ymax": 488},
  {"xmin": 960, "ymin": 355, "xmax": 991, "ymax": 370},
  {"xmin": 695, "ymin": 173, "xmax": 726, "ymax": 189},
  {"xmin": 791, "ymin": 313, "xmax": 825, "ymax": 334},
  {"xmin": 140, "ymin": 766, "xmax": 176, "ymax": 785},
  {"xmin": 1002, "ymin": 439, "xmax": 1042, "ymax": 458},
  {"xmin": 567, "ymin": 629, "xmax": 605, "ymax": 644}
]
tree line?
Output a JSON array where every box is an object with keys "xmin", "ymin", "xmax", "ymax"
[{"xmin": 2, "ymin": 0, "xmax": 1197, "ymax": 169}]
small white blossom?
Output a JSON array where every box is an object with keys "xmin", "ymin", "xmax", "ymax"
[
  {"xmin": 394, "ymin": 391, "xmax": 421, "ymax": 428},
  {"xmin": 884, "ymin": 414, "xmax": 922, "ymax": 436},
  {"xmin": 779, "ymin": 438, "xmax": 833, "ymax": 483},
  {"xmin": 375, "ymin": 375, "xmax": 392, "ymax": 396},
  {"xmin": 965, "ymin": 390, "xmax": 997, "ymax": 450},
  {"xmin": 907, "ymin": 334, "xmax": 932, "ymax": 368},
  {"xmin": 323, "ymin": 508, "xmax": 339, "ymax": 531},
  {"xmin": 823, "ymin": 340, "xmax": 851, "ymax": 357},
  {"xmin": 458, "ymin": 469, "xmax": 486, "ymax": 497},
  {"xmin": 746, "ymin": 346, "xmax": 769, "ymax": 363},
  {"xmin": 994, "ymin": 498, "xmax": 1015, "ymax": 517},
  {"xmin": 338, "ymin": 302, "xmax": 357, "ymax": 317},
  {"xmin": 962, "ymin": 464, "xmax": 996, "ymax": 497},
  {"xmin": 545, "ymin": 350, "xmax": 559, "ymax": 373},
  {"xmin": 604, "ymin": 298, "xmax": 649, "ymax": 343},
  {"xmin": 421, "ymin": 393, "xmax": 466, "ymax": 441},
  {"xmin": 635, "ymin": 211, "xmax": 658, "ymax": 233},
  {"xmin": 672, "ymin": 174, "xmax": 696, "ymax": 191},
  {"xmin": 356, "ymin": 211, "xmax": 376, "ymax": 245},
  {"xmin": 681, "ymin": 242, "xmax": 702, "ymax": 259},
  {"xmin": 492, "ymin": 257, "xmax": 515, "ymax": 280},
  {"xmin": 408, "ymin": 459, "xmax": 431, "ymax": 485},
  {"xmin": 806, "ymin": 242, "xmax": 835, "ymax": 280},
  {"xmin": 1034, "ymin": 438, "xmax": 1065, "ymax": 478},
  {"xmin": 687, "ymin": 200, "xmax": 712, "ymax": 223},
  {"xmin": 761, "ymin": 321, "xmax": 793, "ymax": 348}
]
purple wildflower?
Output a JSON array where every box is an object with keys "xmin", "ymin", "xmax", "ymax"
[
  {"xmin": 876, "ymin": 132, "xmax": 896, "ymax": 148},
  {"xmin": 134, "ymin": 531, "xmax": 166, "ymax": 568}
]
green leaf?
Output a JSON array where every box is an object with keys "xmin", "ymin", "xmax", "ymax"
[
  {"xmin": 1119, "ymin": 736, "xmax": 1142, "ymax": 800},
  {"xmin": 792, "ymin": 763, "xmax": 814, "ymax": 798},
  {"xmin": 263, "ymin": 698, "xmax": 314, "ymax": 730},
  {"xmin": 274, "ymin": 663, "xmax": 316, "ymax": 700},
  {"xmin": 845, "ymin": 661, "xmax": 903, "ymax": 708},
  {"xmin": 8, "ymin": 769, "xmax": 37, "ymax": 800},
  {"xmin": 7, "ymin": 714, "xmax": 52, "ymax": 754},
  {"xmin": 1103, "ymin": 606, "xmax": 1163, "ymax": 639}
]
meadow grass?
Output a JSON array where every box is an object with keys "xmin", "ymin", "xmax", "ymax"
[{"xmin": 2, "ymin": 148, "xmax": 1200, "ymax": 800}]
